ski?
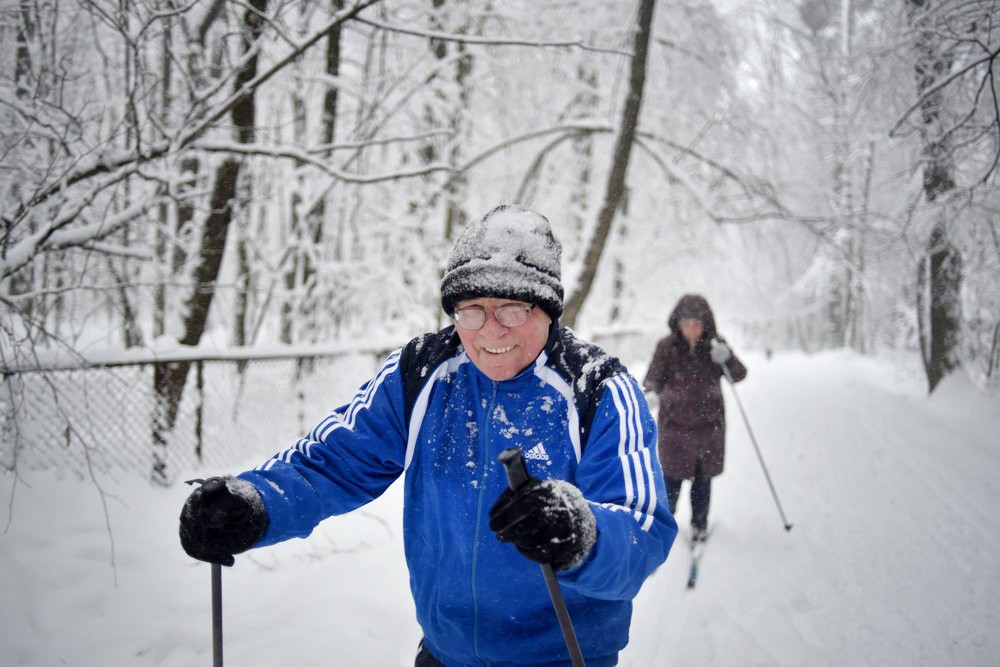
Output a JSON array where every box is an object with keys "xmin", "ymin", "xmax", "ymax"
[
  {"xmin": 686, "ymin": 540, "xmax": 702, "ymax": 588},
  {"xmin": 685, "ymin": 525, "xmax": 714, "ymax": 589}
]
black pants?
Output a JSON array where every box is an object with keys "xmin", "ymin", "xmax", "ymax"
[
  {"xmin": 665, "ymin": 462, "xmax": 711, "ymax": 530},
  {"xmin": 415, "ymin": 641, "xmax": 445, "ymax": 666}
]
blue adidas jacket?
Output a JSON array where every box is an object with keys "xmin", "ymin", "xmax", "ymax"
[{"xmin": 239, "ymin": 324, "xmax": 677, "ymax": 666}]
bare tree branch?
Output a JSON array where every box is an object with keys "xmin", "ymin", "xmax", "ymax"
[{"xmin": 354, "ymin": 16, "xmax": 634, "ymax": 57}]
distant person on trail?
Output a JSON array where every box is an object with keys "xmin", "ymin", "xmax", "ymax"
[
  {"xmin": 642, "ymin": 294, "xmax": 746, "ymax": 543},
  {"xmin": 179, "ymin": 204, "xmax": 677, "ymax": 667}
]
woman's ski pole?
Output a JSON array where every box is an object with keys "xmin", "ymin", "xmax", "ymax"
[
  {"xmin": 720, "ymin": 364, "xmax": 794, "ymax": 531},
  {"xmin": 498, "ymin": 448, "xmax": 586, "ymax": 667}
]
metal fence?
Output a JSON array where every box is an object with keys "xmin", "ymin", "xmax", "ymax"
[{"xmin": 1, "ymin": 345, "xmax": 398, "ymax": 483}]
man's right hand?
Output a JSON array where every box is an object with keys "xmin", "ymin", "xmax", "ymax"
[{"xmin": 179, "ymin": 476, "xmax": 268, "ymax": 566}]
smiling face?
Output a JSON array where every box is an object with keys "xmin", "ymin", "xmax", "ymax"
[{"xmin": 453, "ymin": 297, "xmax": 552, "ymax": 381}]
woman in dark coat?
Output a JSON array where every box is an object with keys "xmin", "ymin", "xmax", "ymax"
[{"xmin": 643, "ymin": 294, "xmax": 746, "ymax": 541}]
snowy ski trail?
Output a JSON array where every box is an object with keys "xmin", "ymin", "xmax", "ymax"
[{"xmin": 621, "ymin": 351, "xmax": 1000, "ymax": 666}]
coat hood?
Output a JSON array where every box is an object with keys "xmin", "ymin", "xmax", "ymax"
[{"xmin": 667, "ymin": 294, "xmax": 718, "ymax": 341}]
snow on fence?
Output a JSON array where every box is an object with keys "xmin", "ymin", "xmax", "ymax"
[{"xmin": 1, "ymin": 343, "xmax": 400, "ymax": 483}]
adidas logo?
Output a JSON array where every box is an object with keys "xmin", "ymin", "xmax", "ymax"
[{"xmin": 523, "ymin": 443, "xmax": 550, "ymax": 463}]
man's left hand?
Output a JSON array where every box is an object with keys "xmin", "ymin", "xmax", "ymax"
[{"xmin": 489, "ymin": 477, "xmax": 597, "ymax": 571}]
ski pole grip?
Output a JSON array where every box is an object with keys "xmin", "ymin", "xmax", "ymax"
[{"xmin": 499, "ymin": 447, "xmax": 529, "ymax": 490}]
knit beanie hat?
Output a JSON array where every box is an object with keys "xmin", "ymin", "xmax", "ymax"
[{"xmin": 441, "ymin": 204, "xmax": 564, "ymax": 320}]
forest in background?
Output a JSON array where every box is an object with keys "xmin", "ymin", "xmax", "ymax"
[{"xmin": 2, "ymin": 0, "xmax": 999, "ymax": 391}]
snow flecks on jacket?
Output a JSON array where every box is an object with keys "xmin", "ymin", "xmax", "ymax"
[
  {"xmin": 577, "ymin": 354, "xmax": 613, "ymax": 394},
  {"xmin": 538, "ymin": 395, "xmax": 555, "ymax": 414},
  {"xmin": 491, "ymin": 403, "xmax": 521, "ymax": 441}
]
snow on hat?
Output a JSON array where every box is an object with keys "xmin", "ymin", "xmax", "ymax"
[{"xmin": 441, "ymin": 204, "xmax": 563, "ymax": 320}]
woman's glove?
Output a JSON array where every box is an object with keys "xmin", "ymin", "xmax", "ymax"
[
  {"xmin": 489, "ymin": 477, "xmax": 597, "ymax": 571},
  {"xmin": 710, "ymin": 339, "xmax": 732, "ymax": 365},
  {"xmin": 179, "ymin": 476, "xmax": 268, "ymax": 566}
]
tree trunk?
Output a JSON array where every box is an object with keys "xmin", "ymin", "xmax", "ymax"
[
  {"xmin": 917, "ymin": 222, "xmax": 962, "ymax": 392},
  {"xmin": 426, "ymin": 0, "xmax": 475, "ymax": 328},
  {"xmin": 7, "ymin": 2, "xmax": 37, "ymax": 324},
  {"xmin": 565, "ymin": 61, "xmax": 599, "ymax": 272},
  {"xmin": 561, "ymin": 0, "xmax": 655, "ymax": 328},
  {"xmin": 907, "ymin": 0, "xmax": 963, "ymax": 393},
  {"xmin": 282, "ymin": 0, "xmax": 344, "ymax": 344},
  {"xmin": 179, "ymin": 166, "xmax": 243, "ymax": 343},
  {"xmin": 151, "ymin": 0, "xmax": 267, "ymax": 484},
  {"xmin": 234, "ymin": 221, "xmax": 251, "ymax": 347}
]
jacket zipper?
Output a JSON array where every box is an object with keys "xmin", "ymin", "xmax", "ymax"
[{"xmin": 471, "ymin": 380, "xmax": 498, "ymax": 663}]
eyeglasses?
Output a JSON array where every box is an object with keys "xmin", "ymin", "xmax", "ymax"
[{"xmin": 454, "ymin": 304, "xmax": 535, "ymax": 330}]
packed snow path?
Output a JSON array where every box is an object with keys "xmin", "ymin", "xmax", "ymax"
[
  {"xmin": 624, "ymin": 351, "xmax": 1000, "ymax": 666},
  {"xmin": 1, "ymin": 350, "xmax": 997, "ymax": 665}
]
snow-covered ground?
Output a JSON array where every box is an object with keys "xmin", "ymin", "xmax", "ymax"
[{"xmin": 2, "ymin": 349, "xmax": 998, "ymax": 666}]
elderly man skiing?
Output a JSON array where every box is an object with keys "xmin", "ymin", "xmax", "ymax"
[{"xmin": 179, "ymin": 204, "xmax": 677, "ymax": 666}]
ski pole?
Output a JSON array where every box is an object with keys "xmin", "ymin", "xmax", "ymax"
[
  {"xmin": 719, "ymin": 363, "xmax": 794, "ymax": 531},
  {"xmin": 187, "ymin": 478, "xmax": 226, "ymax": 667},
  {"xmin": 211, "ymin": 562, "xmax": 223, "ymax": 667},
  {"xmin": 498, "ymin": 448, "xmax": 586, "ymax": 667}
]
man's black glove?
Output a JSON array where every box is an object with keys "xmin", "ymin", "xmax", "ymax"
[
  {"xmin": 179, "ymin": 476, "xmax": 268, "ymax": 566},
  {"xmin": 489, "ymin": 477, "xmax": 597, "ymax": 571}
]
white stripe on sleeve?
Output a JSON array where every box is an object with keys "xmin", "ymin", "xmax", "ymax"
[
  {"xmin": 257, "ymin": 349, "xmax": 401, "ymax": 470},
  {"xmin": 608, "ymin": 375, "xmax": 658, "ymax": 531}
]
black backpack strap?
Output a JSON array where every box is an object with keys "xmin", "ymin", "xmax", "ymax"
[
  {"xmin": 545, "ymin": 324, "xmax": 627, "ymax": 452},
  {"xmin": 397, "ymin": 327, "xmax": 464, "ymax": 427}
]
